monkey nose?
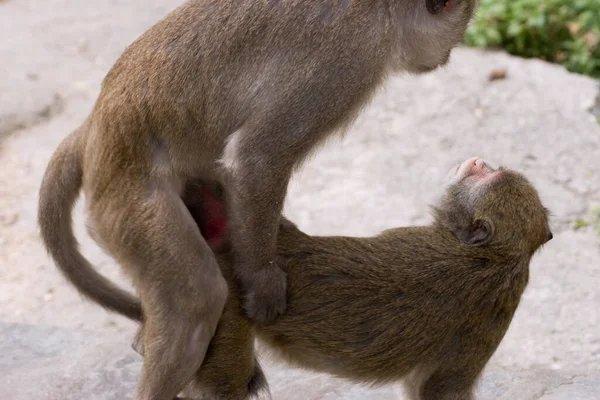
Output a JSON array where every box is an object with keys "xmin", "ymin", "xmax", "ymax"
[
  {"xmin": 455, "ymin": 157, "xmax": 488, "ymax": 178},
  {"xmin": 471, "ymin": 158, "xmax": 497, "ymax": 177},
  {"xmin": 463, "ymin": 156, "xmax": 482, "ymax": 169},
  {"xmin": 447, "ymin": 157, "xmax": 487, "ymax": 180}
]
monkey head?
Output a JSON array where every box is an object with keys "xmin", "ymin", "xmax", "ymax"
[
  {"xmin": 434, "ymin": 157, "xmax": 553, "ymax": 256},
  {"xmin": 392, "ymin": 0, "xmax": 478, "ymax": 74}
]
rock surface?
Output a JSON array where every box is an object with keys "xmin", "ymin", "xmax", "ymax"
[
  {"xmin": 1, "ymin": 0, "xmax": 599, "ymax": 399},
  {"xmin": 2, "ymin": 323, "xmax": 599, "ymax": 400}
]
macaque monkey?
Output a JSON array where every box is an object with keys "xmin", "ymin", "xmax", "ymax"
[
  {"xmin": 170, "ymin": 157, "xmax": 553, "ymax": 400},
  {"xmin": 37, "ymin": 0, "xmax": 477, "ymax": 398}
]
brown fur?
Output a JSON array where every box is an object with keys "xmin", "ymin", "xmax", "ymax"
[
  {"xmin": 178, "ymin": 158, "xmax": 552, "ymax": 400},
  {"xmin": 37, "ymin": 1, "xmax": 477, "ymax": 398}
]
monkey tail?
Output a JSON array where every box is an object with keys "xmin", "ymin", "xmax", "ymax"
[{"xmin": 37, "ymin": 128, "xmax": 143, "ymax": 321}]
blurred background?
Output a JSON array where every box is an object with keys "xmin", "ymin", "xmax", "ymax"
[
  {"xmin": 0, "ymin": 1, "xmax": 599, "ymax": 399},
  {"xmin": 467, "ymin": 0, "xmax": 600, "ymax": 79}
]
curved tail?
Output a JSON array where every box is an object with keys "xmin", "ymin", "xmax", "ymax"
[{"xmin": 37, "ymin": 129, "xmax": 143, "ymax": 321}]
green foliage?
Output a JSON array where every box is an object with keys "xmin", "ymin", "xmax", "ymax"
[
  {"xmin": 574, "ymin": 218, "xmax": 589, "ymax": 230},
  {"xmin": 465, "ymin": 0, "xmax": 600, "ymax": 78},
  {"xmin": 574, "ymin": 207, "xmax": 600, "ymax": 237}
]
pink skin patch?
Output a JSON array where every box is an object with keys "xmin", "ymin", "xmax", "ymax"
[
  {"xmin": 199, "ymin": 187, "xmax": 229, "ymax": 251},
  {"xmin": 449, "ymin": 157, "xmax": 499, "ymax": 183}
]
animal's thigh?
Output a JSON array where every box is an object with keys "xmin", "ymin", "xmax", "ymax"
[{"xmin": 113, "ymin": 187, "xmax": 228, "ymax": 400}]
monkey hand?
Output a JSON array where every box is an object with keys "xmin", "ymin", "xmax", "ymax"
[{"xmin": 242, "ymin": 260, "xmax": 288, "ymax": 324}]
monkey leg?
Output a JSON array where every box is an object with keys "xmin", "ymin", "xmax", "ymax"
[
  {"xmin": 221, "ymin": 118, "xmax": 327, "ymax": 324},
  {"xmin": 409, "ymin": 322, "xmax": 509, "ymax": 400},
  {"xmin": 404, "ymin": 352, "xmax": 484, "ymax": 400},
  {"xmin": 219, "ymin": 57, "xmax": 379, "ymax": 324},
  {"xmin": 179, "ymin": 252, "xmax": 271, "ymax": 400},
  {"xmin": 220, "ymin": 132, "xmax": 290, "ymax": 324},
  {"xmin": 182, "ymin": 358, "xmax": 269, "ymax": 400},
  {"xmin": 416, "ymin": 369, "xmax": 477, "ymax": 400},
  {"xmin": 90, "ymin": 184, "xmax": 228, "ymax": 400}
]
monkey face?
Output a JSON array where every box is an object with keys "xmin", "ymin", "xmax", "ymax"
[
  {"xmin": 445, "ymin": 157, "xmax": 508, "ymax": 193},
  {"xmin": 391, "ymin": 0, "xmax": 478, "ymax": 74},
  {"xmin": 435, "ymin": 157, "xmax": 552, "ymax": 254}
]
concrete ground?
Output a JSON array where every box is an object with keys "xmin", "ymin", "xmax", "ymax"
[{"xmin": 1, "ymin": 0, "xmax": 599, "ymax": 398}]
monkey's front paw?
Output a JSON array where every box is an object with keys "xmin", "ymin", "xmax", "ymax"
[{"xmin": 243, "ymin": 261, "xmax": 287, "ymax": 324}]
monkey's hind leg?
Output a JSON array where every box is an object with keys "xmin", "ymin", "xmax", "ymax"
[
  {"xmin": 94, "ymin": 184, "xmax": 228, "ymax": 400},
  {"xmin": 182, "ymin": 359, "xmax": 270, "ymax": 400},
  {"xmin": 180, "ymin": 254, "xmax": 271, "ymax": 400},
  {"xmin": 404, "ymin": 357, "xmax": 481, "ymax": 400}
]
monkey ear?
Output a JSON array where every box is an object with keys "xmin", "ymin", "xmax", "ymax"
[
  {"xmin": 426, "ymin": 0, "xmax": 447, "ymax": 15},
  {"xmin": 455, "ymin": 219, "xmax": 494, "ymax": 246}
]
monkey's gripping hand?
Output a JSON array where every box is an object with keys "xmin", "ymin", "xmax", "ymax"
[{"xmin": 241, "ymin": 260, "xmax": 288, "ymax": 324}]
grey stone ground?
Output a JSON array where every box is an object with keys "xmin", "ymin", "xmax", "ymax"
[{"xmin": 1, "ymin": 0, "xmax": 599, "ymax": 398}]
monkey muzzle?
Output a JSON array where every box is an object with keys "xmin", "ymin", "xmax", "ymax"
[{"xmin": 448, "ymin": 157, "xmax": 496, "ymax": 183}]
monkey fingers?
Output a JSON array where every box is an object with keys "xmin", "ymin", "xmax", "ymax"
[{"xmin": 240, "ymin": 262, "xmax": 288, "ymax": 324}]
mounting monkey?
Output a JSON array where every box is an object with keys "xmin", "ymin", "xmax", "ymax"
[
  {"xmin": 38, "ymin": 0, "xmax": 477, "ymax": 398},
  {"xmin": 168, "ymin": 157, "xmax": 552, "ymax": 399}
]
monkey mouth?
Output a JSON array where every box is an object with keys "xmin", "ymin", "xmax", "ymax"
[{"xmin": 451, "ymin": 157, "xmax": 496, "ymax": 180}]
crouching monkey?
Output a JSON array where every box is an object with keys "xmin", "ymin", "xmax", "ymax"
[{"xmin": 145, "ymin": 157, "xmax": 553, "ymax": 400}]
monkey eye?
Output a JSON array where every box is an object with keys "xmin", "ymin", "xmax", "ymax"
[{"xmin": 426, "ymin": 0, "xmax": 450, "ymax": 14}]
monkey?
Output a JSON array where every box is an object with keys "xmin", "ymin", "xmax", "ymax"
[
  {"xmin": 37, "ymin": 1, "xmax": 477, "ymax": 398},
  {"xmin": 163, "ymin": 157, "xmax": 553, "ymax": 399}
]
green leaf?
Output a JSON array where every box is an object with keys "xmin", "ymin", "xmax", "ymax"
[{"xmin": 465, "ymin": 0, "xmax": 600, "ymax": 79}]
